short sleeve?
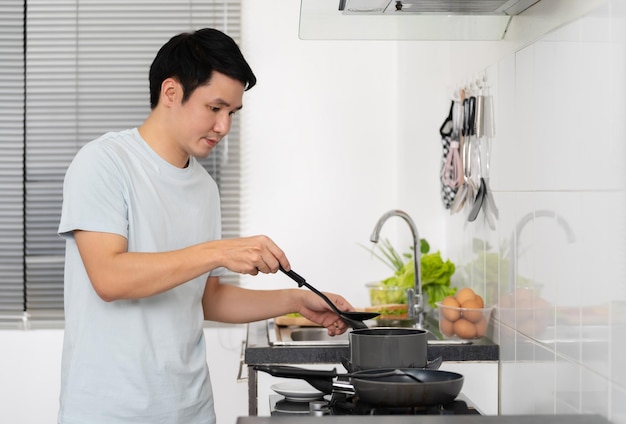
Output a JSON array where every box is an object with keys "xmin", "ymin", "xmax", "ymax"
[{"xmin": 58, "ymin": 141, "xmax": 129, "ymax": 239}]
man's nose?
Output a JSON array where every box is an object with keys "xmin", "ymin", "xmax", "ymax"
[{"xmin": 214, "ymin": 114, "xmax": 231, "ymax": 135}]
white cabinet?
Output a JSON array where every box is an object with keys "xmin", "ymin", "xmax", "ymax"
[
  {"xmin": 439, "ymin": 361, "xmax": 499, "ymax": 415},
  {"xmin": 203, "ymin": 324, "xmax": 248, "ymax": 423}
]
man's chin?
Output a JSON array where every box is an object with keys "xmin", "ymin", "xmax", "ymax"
[{"xmin": 193, "ymin": 147, "xmax": 214, "ymax": 159}]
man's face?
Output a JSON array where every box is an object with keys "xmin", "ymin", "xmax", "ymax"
[{"xmin": 173, "ymin": 71, "xmax": 244, "ymax": 161}]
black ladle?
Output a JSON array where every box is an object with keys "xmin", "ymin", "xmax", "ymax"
[{"xmin": 279, "ymin": 266, "xmax": 379, "ymax": 329}]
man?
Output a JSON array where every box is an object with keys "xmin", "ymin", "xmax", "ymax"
[{"xmin": 57, "ymin": 28, "xmax": 352, "ymax": 423}]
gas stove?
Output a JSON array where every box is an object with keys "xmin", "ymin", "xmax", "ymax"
[{"xmin": 270, "ymin": 392, "xmax": 481, "ymax": 417}]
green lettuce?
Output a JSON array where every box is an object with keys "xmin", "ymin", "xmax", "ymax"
[{"xmin": 372, "ymin": 239, "xmax": 456, "ymax": 308}]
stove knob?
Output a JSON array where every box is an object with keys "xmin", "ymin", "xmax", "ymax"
[{"xmin": 309, "ymin": 400, "xmax": 328, "ymax": 417}]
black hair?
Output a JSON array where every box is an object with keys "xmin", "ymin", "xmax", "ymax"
[{"xmin": 148, "ymin": 28, "xmax": 256, "ymax": 109}]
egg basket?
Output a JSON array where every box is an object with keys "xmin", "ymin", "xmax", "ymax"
[{"xmin": 435, "ymin": 302, "xmax": 495, "ymax": 340}]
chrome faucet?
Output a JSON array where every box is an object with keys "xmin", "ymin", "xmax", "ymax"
[
  {"xmin": 370, "ymin": 209, "xmax": 424, "ymax": 329},
  {"xmin": 508, "ymin": 209, "xmax": 576, "ymax": 291}
]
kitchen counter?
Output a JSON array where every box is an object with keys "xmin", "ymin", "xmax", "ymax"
[
  {"xmin": 244, "ymin": 320, "xmax": 499, "ymax": 415},
  {"xmin": 236, "ymin": 415, "xmax": 610, "ymax": 424},
  {"xmin": 245, "ymin": 320, "xmax": 499, "ymax": 364}
]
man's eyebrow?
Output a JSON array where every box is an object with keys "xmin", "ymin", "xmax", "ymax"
[{"xmin": 213, "ymin": 98, "xmax": 243, "ymax": 111}]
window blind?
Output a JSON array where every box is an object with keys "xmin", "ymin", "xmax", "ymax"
[
  {"xmin": 0, "ymin": 0, "xmax": 242, "ymax": 327},
  {"xmin": 0, "ymin": 0, "xmax": 25, "ymax": 324}
]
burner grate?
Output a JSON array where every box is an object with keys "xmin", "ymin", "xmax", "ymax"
[
  {"xmin": 327, "ymin": 392, "xmax": 480, "ymax": 416},
  {"xmin": 269, "ymin": 393, "xmax": 481, "ymax": 416}
]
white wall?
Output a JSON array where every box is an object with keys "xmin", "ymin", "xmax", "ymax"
[{"xmin": 239, "ymin": 0, "xmax": 451, "ymax": 308}]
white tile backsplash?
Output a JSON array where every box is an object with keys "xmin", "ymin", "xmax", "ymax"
[
  {"xmin": 446, "ymin": 1, "xmax": 626, "ymax": 422},
  {"xmin": 555, "ymin": 354, "xmax": 582, "ymax": 414},
  {"xmin": 612, "ymin": 383, "xmax": 626, "ymax": 424}
]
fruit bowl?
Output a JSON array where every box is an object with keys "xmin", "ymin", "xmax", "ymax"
[
  {"xmin": 436, "ymin": 302, "xmax": 494, "ymax": 340},
  {"xmin": 435, "ymin": 288, "xmax": 494, "ymax": 340}
]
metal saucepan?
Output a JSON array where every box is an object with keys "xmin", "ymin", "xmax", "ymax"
[
  {"xmin": 348, "ymin": 327, "xmax": 430, "ymax": 370},
  {"xmin": 254, "ymin": 365, "xmax": 464, "ymax": 407}
]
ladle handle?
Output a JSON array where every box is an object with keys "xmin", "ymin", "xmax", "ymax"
[
  {"xmin": 279, "ymin": 266, "xmax": 342, "ymax": 315},
  {"xmin": 279, "ymin": 266, "xmax": 306, "ymax": 287}
]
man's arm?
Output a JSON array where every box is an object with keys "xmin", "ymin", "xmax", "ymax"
[
  {"xmin": 74, "ymin": 230, "xmax": 290, "ymax": 301},
  {"xmin": 201, "ymin": 276, "xmax": 352, "ymax": 335}
]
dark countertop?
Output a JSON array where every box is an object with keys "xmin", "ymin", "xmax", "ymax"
[
  {"xmin": 236, "ymin": 415, "xmax": 610, "ymax": 424},
  {"xmin": 244, "ymin": 320, "xmax": 499, "ymax": 365}
]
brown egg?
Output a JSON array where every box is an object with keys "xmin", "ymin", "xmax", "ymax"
[
  {"xmin": 475, "ymin": 294, "xmax": 485, "ymax": 308},
  {"xmin": 442, "ymin": 295, "xmax": 460, "ymax": 307},
  {"xmin": 461, "ymin": 299, "xmax": 483, "ymax": 323},
  {"xmin": 441, "ymin": 296, "xmax": 461, "ymax": 321},
  {"xmin": 453, "ymin": 318, "xmax": 477, "ymax": 339},
  {"xmin": 439, "ymin": 316, "xmax": 455, "ymax": 337},
  {"xmin": 456, "ymin": 288, "xmax": 476, "ymax": 305},
  {"xmin": 475, "ymin": 317, "xmax": 488, "ymax": 337}
]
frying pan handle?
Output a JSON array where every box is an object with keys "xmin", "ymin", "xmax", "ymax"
[
  {"xmin": 254, "ymin": 365, "xmax": 337, "ymax": 395},
  {"xmin": 253, "ymin": 364, "xmax": 338, "ymax": 379}
]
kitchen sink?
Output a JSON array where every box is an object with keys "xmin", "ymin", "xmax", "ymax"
[
  {"xmin": 268, "ymin": 320, "xmax": 349, "ymax": 346},
  {"xmin": 267, "ymin": 319, "xmax": 469, "ymax": 346}
]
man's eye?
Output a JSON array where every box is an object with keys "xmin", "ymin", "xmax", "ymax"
[{"xmin": 210, "ymin": 106, "xmax": 220, "ymax": 112}]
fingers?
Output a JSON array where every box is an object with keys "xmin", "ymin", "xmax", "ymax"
[
  {"xmin": 250, "ymin": 235, "xmax": 289, "ymax": 274},
  {"xmin": 220, "ymin": 235, "xmax": 289, "ymax": 275},
  {"xmin": 296, "ymin": 291, "xmax": 355, "ymax": 335},
  {"xmin": 326, "ymin": 318, "xmax": 349, "ymax": 336},
  {"xmin": 327, "ymin": 294, "xmax": 355, "ymax": 313},
  {"xmin": 326, "ymin": 296, "xmax": 353, "ymax": 335}
]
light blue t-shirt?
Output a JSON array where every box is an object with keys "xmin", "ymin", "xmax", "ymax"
[{"xmin": 57, "ymin": 128, "xmax": 224, "ymax": 424}]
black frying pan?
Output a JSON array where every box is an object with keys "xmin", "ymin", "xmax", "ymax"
[{"xmin": 254, "ymin": 365, "xmax": 464, "ymax": 407}]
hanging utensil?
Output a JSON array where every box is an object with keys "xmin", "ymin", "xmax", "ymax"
[
  {"xmin": 467, "ymin": 135, "xmax": 485, "ymax": 222},
  {"xmin": 473, "ymin": 76, "xmax": 498, "ymax": 227},
  {"xmin": 481, "ymin": 83, "xmax": 499, "ymax": 221},
  {"xmin": 449, "ymin": 91, "xmax": 469, "ymax": 214},
  {"xmin": 467, "ymin": 89, "xmax": 484, "ymax": 222},
  {"xmin": 464, "ymin": 94, "xmax": 477, "ymax": 212},
  {"xmin": 279, "ymin": 267, "xmax": 378, "ymax": 329},
  {"xmin": 439, "ymin": 99, "xmax": 462, "ymax": 210},
  {"xmin": 440, "ymin": 101, "xmax": 462, "ymax": 193}
]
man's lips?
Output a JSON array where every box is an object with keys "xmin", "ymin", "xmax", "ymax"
[{"xmin": 203, "ymin": 137, "xmax": 219, "ymax": 147}]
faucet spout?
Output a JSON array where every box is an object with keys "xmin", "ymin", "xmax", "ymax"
[
  {"xmin": 370, "ymin": 209, "xmax": 424, "ymax": 329},
  {"xmin": 509, "ymin": 209, "xmax": 576, "ymax": 291}
]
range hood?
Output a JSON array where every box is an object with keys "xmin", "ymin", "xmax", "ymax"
[
  {"xmin": 299, "ymin": 0, "xmax": 543, "ymax": 40},
  {"xmin": 338, "ymin": 0, "xmax": 540, "ymax": 16}
]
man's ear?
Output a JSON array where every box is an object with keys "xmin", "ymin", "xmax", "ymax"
[{"xmin": 160, "ymin": 78, "xmax": 180, "ymax": 106}]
